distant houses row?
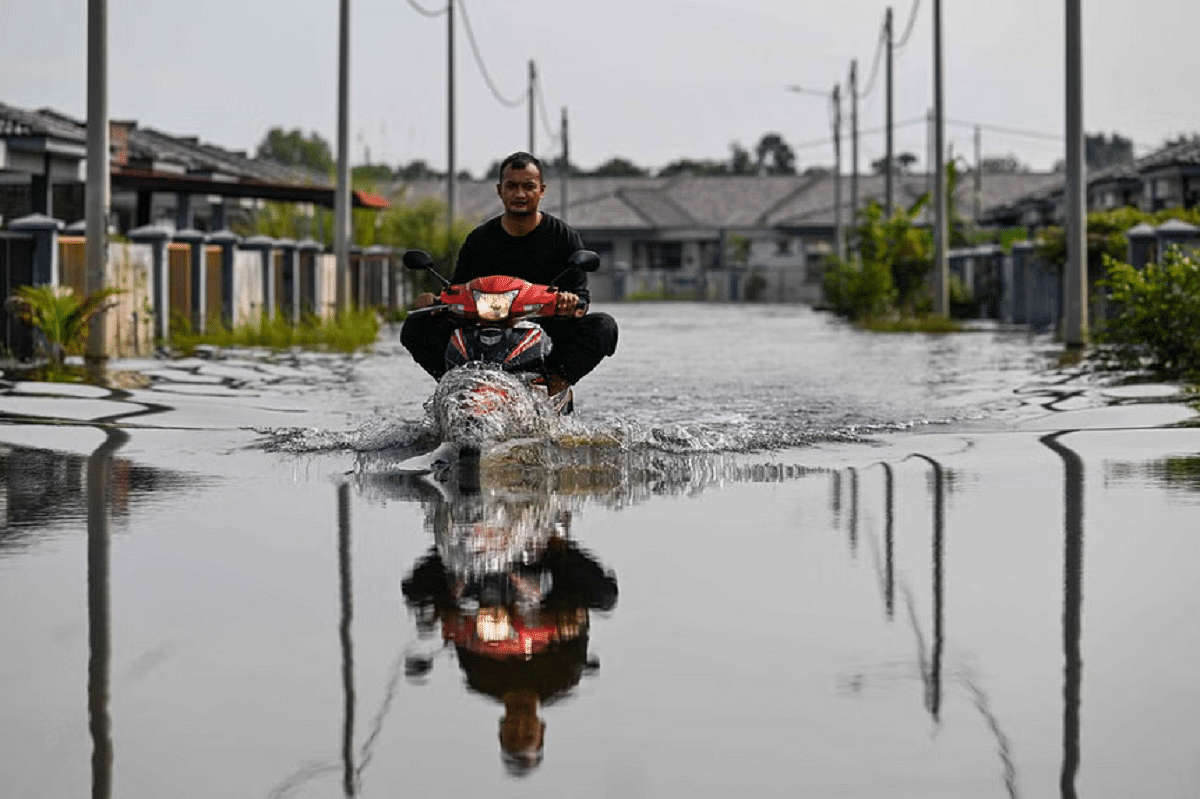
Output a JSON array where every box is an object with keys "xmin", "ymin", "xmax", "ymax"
[{"xmin": 4, "ymin": 100, "xmax": 1200, "ymax": 344}]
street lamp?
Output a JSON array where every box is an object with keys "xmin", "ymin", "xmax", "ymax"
[{"xmin": 786, "ymin": 85, "xmax": 843, "ymax": 261}]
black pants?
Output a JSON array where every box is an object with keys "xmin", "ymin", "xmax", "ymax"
[{"xmin": 400, "ymin": 311, "xmax": 619, "ymax": 384}]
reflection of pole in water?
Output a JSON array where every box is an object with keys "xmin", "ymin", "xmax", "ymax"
[
  {"xmin": 883, "ymin": 463, "xmax": 895, "ymax": 619},
  {"xmin": 88, "ymin": 428, "xmax": 127, "ymax": 799},
  {"xmin": 847, "ymin": 467, "xmax": 859, "ymax": 557},
  {"xmin": 910, "ymin": 454, "xmax": 945, "ymax": 722},
  {"xmin": 830, "ymin": 470, "xmax": 843, "ymax": 527},
  {"xmin": 860, "ymin": 463, "xmax": 897, "ymax": 621},
  {"xmin": 1041, "ymin": 432, "xmax": 1083, "ymax": 799},
  {"xmin": 338, "ymin": 482, "xmax": 357, "ymax": 798}
]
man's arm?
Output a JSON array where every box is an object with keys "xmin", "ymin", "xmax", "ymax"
[
  {"xmin": 553, "ymin": 225, "xmax": 590, "ymax": 307},
  {"xmin": 450, "ymin": 232, "xmax": 481, "ymax": 284}
]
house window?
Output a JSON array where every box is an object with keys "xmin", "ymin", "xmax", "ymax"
[
  {"xmin": 633, "ymin": 241, "xmax": 682, "ymax": 270},
  {"xmin": 776, "ymin": 238, "xmax": 793, "ymax": 256}
]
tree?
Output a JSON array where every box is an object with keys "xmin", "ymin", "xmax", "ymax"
[
  {"xmin": 589, "ymin": 157, "xmax": 649, "ymax": 178},
  {"xmin": 754, "ymin": 133, "xmax": 796, "ymax": 175},
  {"xmin": 353, "ymin": 163, "xmax": 395, "ymax": 183},
  {"xmin": 545, "ymin": 156, "xmax": 588, "ymax": 178},
  {"xmin": 255, "ymin": 127, "xmax": 334, "ymax": 174},
  {"xmin": 1086, "ymin": 132, "xmax": 1134, "ymax": 171},
  {"xmin": 871, "ymin": 152, "xmax": 919, "ymax": 174},
  {"xmin": 729, "ymin": 142, "xmax": 756, "ymax": 175},
  {"xmin": 398, "ymin": 159, "xmax": 442, "ymax": 181},
  {"xmin": 658, "ymin": 158, "xmax": 728, "ymax": 177}
]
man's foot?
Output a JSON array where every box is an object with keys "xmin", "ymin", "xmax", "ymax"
[{"xmin": 534, "ymin": 374, "xmax": 572, "ymax": 396}]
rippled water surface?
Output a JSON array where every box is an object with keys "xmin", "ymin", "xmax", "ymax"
[{"xmin": 2, "ymin": 303, "xmax": 1199, "ymax": 799}]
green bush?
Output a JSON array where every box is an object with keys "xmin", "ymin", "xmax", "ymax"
[
  {"xmin": 5, "ymin": 285, "xmax": 123, "ymax": 366},
  {"xmin": 822, "ymin": 253, "xmax": 894, "ymax": 320},
  {"xmin": 1098, "ymin": 246, "xmax": 1200, "ymax": 378},
  {"xmin": 824, "ymin": 193, "xmax": 937, "ymax": 322}
]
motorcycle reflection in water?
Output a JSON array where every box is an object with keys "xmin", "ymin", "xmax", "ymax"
[{"xmin": 392, "ymin": 473, "xmax": 618, "ymax": 774}]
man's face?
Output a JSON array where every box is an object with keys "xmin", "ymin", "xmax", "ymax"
[{"xmin": 497, "ymin": 163, "xmax": 545, "ymax": 217}]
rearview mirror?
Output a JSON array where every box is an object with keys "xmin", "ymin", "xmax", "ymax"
[
  {"xmin": 403, "ymin": 249, "xmax": 435, "ymax": 271},
  {"xmin": 567, "ymin": 249, "xmax": 601, "ymax": 273}
]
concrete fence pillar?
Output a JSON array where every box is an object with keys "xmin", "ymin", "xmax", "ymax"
[
  {"xmin": 209, "ymin": 198, "xmax": 228, "ymax": 231},
  {"xmin": 365, "ymin": 244, "xmax": 391, "ymax": 310},
  {"xmin": 1125, "ymin": 222, "xmax": 1157, "ymax": 270},
  {"xmin": 349, "ymin": 245, "xmax": 363, "ymax": 310},
  {"xmin": 208, "ymin": 229, "xmax": 241, "ymax": 328},
  {"xmin": 173, "ymin": 228, "xmax": 207, "ymax": 333},
  {"xmin": 1155, "ymin": 218, "xmax": 1200, "ymax": 262},
  {"xmin": 241, "ymin": 235, "xmax": 276, "ymax": 322},
  {"xmin": 297, "ymin": 239, "xmax": 323, "ymax": 318},
  {"xmin": 127, "ymin": 224, "xmax": 172, "ymax": 340},
  {"xmin": 175, "ymin": 193, "xmax": 193, "ymax": 231},
  {"xmin": 1010, "ymin": 241, "xmax": 1034, "ymax": 326},
  {"xmin": 948, "ymin": 248, "xmax": 970, "ymax": 301},
  {"xmin": 9, "ymin": 213, "xmax": 63, "ymax": 287},
  {"xmin": 276, "ymin": 239, "xmax": 299, "ymax": 325}
]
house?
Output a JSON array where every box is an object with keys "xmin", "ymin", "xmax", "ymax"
[
  {"xmin": 982, "ymin": 136, "xmax": 1200, "ymax": 228},
  {"xmin": 0, "ymin": 101, "xmax": 387, "ymax": 232},
  {"xmin": 391, "ymin": 170, "xmax": 1057, "ymax": 303}
]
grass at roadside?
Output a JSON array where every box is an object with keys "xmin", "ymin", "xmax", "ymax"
[
  {"xmin": 859, "ymin": 315, "xmax": 963, "ymax": 333},
  {"xmin": 168, "ymin": 310, "xmax": 382, "ymax": 355}
]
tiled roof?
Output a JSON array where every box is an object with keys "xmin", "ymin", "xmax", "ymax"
[
  {"xmin": 988, "ymin": 136, "xmax": 1200, "ymax": 211},
  {"xmin": 387, "ymin": 170, "xmax": 1060, "ymax": 232},
  {"xmin": 618, "ymin": 187, "xmax": 696, "ymax": 226},
  {"xmin": 0, "ymin": 102, "xmax": 86, "ymax": 142},
  {"xmin": 1, "ymin": 101, "xmax": 328, "ymax": 187},
  {"xmin": 1137, "ymin": 136, "xmax": 1200, "ymax": 171}
]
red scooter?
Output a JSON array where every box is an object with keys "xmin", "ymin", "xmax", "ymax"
[{"xmin": 402, "ymin": 249, "xmax": 600, "ymax": 452}]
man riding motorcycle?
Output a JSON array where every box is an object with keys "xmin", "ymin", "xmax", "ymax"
[{"xmin": 400, "ymin": 151, "xmax": 618, "ymax": 398}]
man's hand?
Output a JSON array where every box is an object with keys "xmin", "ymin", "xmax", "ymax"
[
  {"xmin": 413, "ymin": 292, "xmax": 438, "ymax": 309},
  {"xmin": 555, "ymin": 291, "xmax": 587, "ymax": 318}
]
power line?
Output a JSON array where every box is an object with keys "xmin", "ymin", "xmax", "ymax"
[
  {"xmin": 946, "ymin": 118, "xmax": 1063, "ymax": 141},
  {"xmin": 856, "ymin": 18, "xmax": 888, "ymax": 100},
  {"xmin": 404, "ymin": 0, "xmax": 447, "ymax": 17},
  {"xmin": 456, "ymin": 0, "xmax": 524, "ymax": 108},
  {"xmin": 534, "ymin": 69, "xmax": 560, "ymax": 145},
  {"xmin": 794, "ymin": 115, "xmax": 927, "ymax": 151},
  {"xmin": 894, "ymin": 0, "xmax": 922, "ymax": 50}
]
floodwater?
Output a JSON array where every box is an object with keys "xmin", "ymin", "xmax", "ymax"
[{"xmin": 2, "ymin": 303, "xmax": 1199, "ymax": 799}]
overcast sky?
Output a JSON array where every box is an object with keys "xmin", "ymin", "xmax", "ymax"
[{"xmin": 3, "ymin": 0, "xmax": 1198, "ymax": 179}]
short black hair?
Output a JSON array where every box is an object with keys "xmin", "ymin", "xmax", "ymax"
[{"xmin": 497, "ymin": 151, "xmax": 544, "ymax": 183}]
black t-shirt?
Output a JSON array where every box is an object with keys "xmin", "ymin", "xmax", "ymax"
[{"xmin": 452, "ymin": 213, "xmax": 590, "ymax": 303}]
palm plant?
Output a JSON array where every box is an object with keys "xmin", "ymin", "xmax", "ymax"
[{"xmin": 5, "ymin": 285, "xmax": 123, "ymax": 366}]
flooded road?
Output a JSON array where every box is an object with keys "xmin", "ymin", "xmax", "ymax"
[{"xmin": 1, "ymin": 303, "xmax": 1198, "ymax": 798}]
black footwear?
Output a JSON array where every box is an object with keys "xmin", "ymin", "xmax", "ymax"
[{"xmin": 534, "ymin": 374, "xmax": 571, "ymax": 396}]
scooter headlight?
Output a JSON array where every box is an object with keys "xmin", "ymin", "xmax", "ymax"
[
  {"xmin": 475, "ymin": 607, "xmax": 514, "ymax": 642},
  {"xmin": 473, "ymin": 289, "xmax": 519, "ymax": 322}
]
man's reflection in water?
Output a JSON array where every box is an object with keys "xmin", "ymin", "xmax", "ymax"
[{"xmin": 400, "ymin": 489, "xmax": 617, "ymax": 775}]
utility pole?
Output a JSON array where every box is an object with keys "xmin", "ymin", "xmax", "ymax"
[
  {"xmin": 528, "ymin": 60, "xmax": 536, "ymax": 154},
  {"xmin": 832, "ymin": 83, "xmax": 844, "ymax": 261},
  {"xmin": 1064, "ymin": 0, "xmax": 1087, "ymax": 346},
  {"xmin": 85, "ymin": 0, "xmax": 109, "ymax": 369},
  {"xmin": 334, "ymin": 0, "xmax": 351, "ymax": 317},
  {"xmin": 974, "ymin": 125, "xmax": 982, "ymax": 223},
  {"xmin": 885, "ymin": 6, "xmax": 894, "ymax": 218},
  {"xmin": 446, "ymin": 0, "xmax": 457, "ymax": 251},
  {"xmin": 560, "ymin": 106, "xmax": 569, "ymax": 222},
  {"xmin": 932, "ymin": 0, "xmax": 949, "ymax": 316},
  {"xmin": 850, "ymin": 59, "xmax": 859, "ymax": 249}
]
